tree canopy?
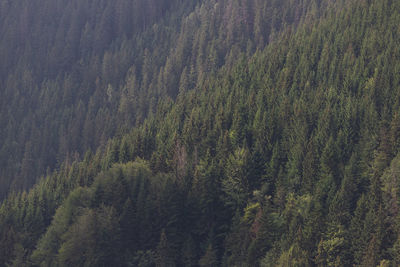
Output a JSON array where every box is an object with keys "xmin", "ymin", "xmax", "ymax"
[{"xmin": 0, "ymin": 0, "xmax": 400, "ymax": 266}]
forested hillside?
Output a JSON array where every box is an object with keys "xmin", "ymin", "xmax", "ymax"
[
  {"xmin": 1, "ymin": 0, "xmax": 400, "ymax": 266},
  {"xmin": 0, "ymin": 0, "xmax": 312, "ymax": 197}
]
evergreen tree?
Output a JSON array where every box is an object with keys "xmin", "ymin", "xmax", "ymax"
[{"xmin": 155, "ymin": 230, "xmax": 176, "ymax": 267}]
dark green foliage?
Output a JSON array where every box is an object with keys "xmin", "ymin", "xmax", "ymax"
[
  {"xmin": 156, "ymin": 230, "xmax": 176, "ymax": 267},
  {"xmin": 0, "ymin": 0, "xmax": 399, "ymax": 266},
  {"xmin": 199, "ymin": 244, "xmax": 218, "ymax": 267}
]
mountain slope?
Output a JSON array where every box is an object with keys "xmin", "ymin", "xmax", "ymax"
[
  {"xmin": 0, "ymin": 0, "xmax": 317, "ymax": 197},
  {"xmin": 1, "ymin": 0, "xmax": 400, "ymax": 266}
]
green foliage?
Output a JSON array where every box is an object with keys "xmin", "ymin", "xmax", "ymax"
[
  {"xmin": 199, "ymin": 244, "xmax": 218, "ymax": 267},
  {"xmin": 222, "ymin": 147, "xmax": 251, "ymax": 210},
  {"xmin": 155, "ymin": 230, "xmax": 176, "ymax": 267},
  {"xmin": 0, "ymin": 0, "xmax": 400, "ymax": 266}
]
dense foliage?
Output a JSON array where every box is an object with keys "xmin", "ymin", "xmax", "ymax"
[
  {"xmin": 0, "ymin": 0, "xmax": 311, "ymax": 196},
  {"xmin": 1, "ymin": 0, "xmax": 400, "ymax": 266}
]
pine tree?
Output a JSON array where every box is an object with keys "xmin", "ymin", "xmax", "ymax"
[
  {"xmin": 199, "ymin": 244, "xmax": 218, "ymax": 267},
  {"xmin": 155, "ymin": 230, "xmax": 176, "ymax": 267}
]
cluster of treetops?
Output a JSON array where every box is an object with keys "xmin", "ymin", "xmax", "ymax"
[{"xmin": 0, "ymin": 0, "xmax": 399, "ymax": 266}]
